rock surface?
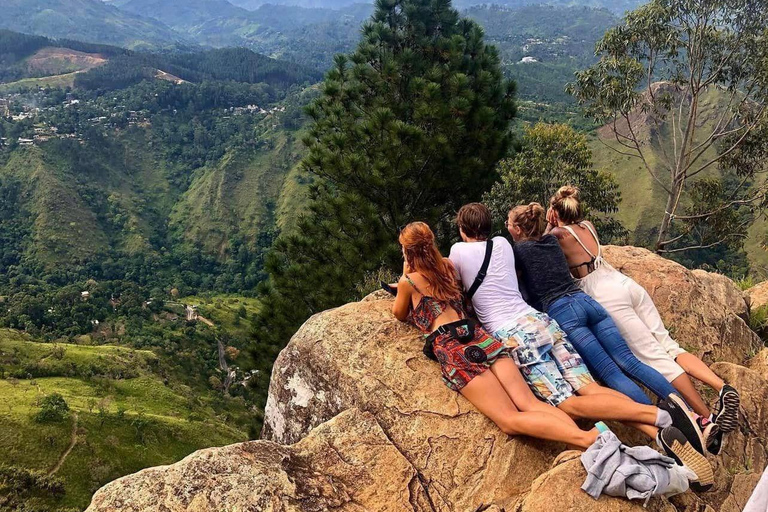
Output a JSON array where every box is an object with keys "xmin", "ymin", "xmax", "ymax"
[
  {"xmin": 747, "ymin": 280, "xmax": 768, "ymax": 311},
  {"xmin": 262, "ymin": 289, "xmax": 563, "ymax": 510},
  {"xmin": 86, "ymin": 408, "xmax": 430, "ymax": 512},
  {"xmin": 517, "ymin": 457, "xmax": 677, "ymax": 512},
  {"xmin": 86, "ymin": 249, "xmax": 768, "ymax": 512},
  {"xmin": 705, "ymin": 362, "xmax": 768, "ymax": 512},
  {"xmin": 748, "ymin": 348, "xmax": 768, "ymax": 380}
]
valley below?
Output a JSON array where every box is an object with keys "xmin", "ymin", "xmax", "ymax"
[{"xmin": 1, "ymin": 0, "xmax": 767, "ymax": 509}]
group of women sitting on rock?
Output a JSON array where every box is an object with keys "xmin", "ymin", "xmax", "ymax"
[{"xmin": 391, "ymin": 186, "xmax": 740, "ymax": 492}]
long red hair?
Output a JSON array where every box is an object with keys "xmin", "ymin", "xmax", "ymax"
[{"xmin": 399, "ymin": 222, "xmax": 462, "ymax": 302}]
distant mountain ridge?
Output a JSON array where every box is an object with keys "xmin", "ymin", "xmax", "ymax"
[
  {"xmin": 0, "ymin": 0, "xmax": 190, "ymax": 49},
  {"xmin": 229, "ymin": 0, "xmax": 641, "ymax": 13},
  {"xmin": 118, "ymin": 0, "xmax": 253, "ymax": 31},
  {"xmin": 3, "ymin": 0, "xmax": 637, "ymax": 78}
]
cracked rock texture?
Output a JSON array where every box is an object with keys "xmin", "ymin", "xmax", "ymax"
[
  {"xmin": 87, "ymin": 248, "xmax": 768, "ymax": 511},
  {"xmin": 746, "ymin": 280, "xmax": 768, "ymax": 311},
  {"xmin": 262, "ymin": 289, "xmax": 562, "ymax": 509},
  {"xmin": 86, "ymin": 408, "xmax": 429, "ymax": 512}
]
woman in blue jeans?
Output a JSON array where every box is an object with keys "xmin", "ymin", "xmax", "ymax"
[{"xmin": 506, "ymin": 203, "xmax": 694, "ymax": 408}]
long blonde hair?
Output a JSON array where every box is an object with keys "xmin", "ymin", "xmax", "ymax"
[
  {"xmin": 550, "ymin": 185, "xmax": 583, "ymax": 224},
  {"xmin": 399, "ymin": 222, "xmax": 461, "ymax": 301},
  {"xmin": 509, "ymin": 203, "xmax": 546, "ymax": 241}
]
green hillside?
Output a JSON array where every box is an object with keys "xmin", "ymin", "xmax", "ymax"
[
  {"xmin": 0, "ymin": 45, "xmax": 314, "ymax": 509},
  {"xmin": 589, "ymin": 85, "xmax": 765, "ymax": 275},
  {"xmin": 170, "ymin": 131, "xmax": 302, "ymax": 259},
  {"xmin": 0, "ymin": 329, "xmax": 248, "ymax": 511},
  {"xmin": 0, "ymin": 0, "xmax": 187, "ymax": 50},
  {"xmin": 0, "ymin": 33, "xmax": 317, "ymax": 290}
]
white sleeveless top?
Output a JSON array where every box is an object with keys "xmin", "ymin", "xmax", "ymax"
[{"xmin": 560, "ymin": 222, "xmax": 622, "ymax": 290}]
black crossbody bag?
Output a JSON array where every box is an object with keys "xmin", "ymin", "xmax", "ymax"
[{"xmin": 423, "ymin": 239, "xmax": 494, "ymax": 361}]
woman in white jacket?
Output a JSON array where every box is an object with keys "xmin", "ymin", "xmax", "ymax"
[{"xmin": 545, "ymin": 185, "xmax": 739, "ymax": 453}]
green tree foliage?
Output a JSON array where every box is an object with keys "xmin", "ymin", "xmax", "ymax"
[
  {"xmin": 74, "ymin": 47, "xmax": 320, "ymax": 92},
  {"xmin": 251, "ymin": 0, "xmax": 515, "ymax": 386},
  {"xmin": 34, "ymin": 393, "xmax": 70, "ymax": 423},
  {"xmin": 568, "ymin": 0, "xmax": 768, "ymax": 259},
  {"xmin": 0, "ymin": 464, "xmax": 66, "ymax": 512},
  {"xmin": 484, "ymin": 123, "xmax": 626, "ymax": 242}
]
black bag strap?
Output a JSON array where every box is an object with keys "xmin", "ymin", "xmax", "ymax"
[{"xmin": 466, "ymin": 239, "xmax": 493, "ymax": 299}]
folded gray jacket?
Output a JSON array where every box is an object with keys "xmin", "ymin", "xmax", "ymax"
[{"xmin": 581, "ymin": 431, "xmax": 694, "ymax": 505}]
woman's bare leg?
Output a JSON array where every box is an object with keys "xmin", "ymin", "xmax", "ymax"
[
  {"xmin": 670, "ymin": 371, "xmax": 711, "ymax": 417},
  {"xmin": 578, "ymin": 383, "xmax": 660, "ymax": 439},
  {"xmin": 558, "ymin": 381, "xmax": 659, "ymax": 426},
  {"xmin": 578, "ymin": 382, "xmax": 629, "ymax": 400},
  {"xmin": 489, "ymin": 358, "xmax": 580, "ymax": 427},
  {"xmin": 459, "ymin": 369, "xmax": 597, "ymax": 449},
  {"xmin": 676, "ymin": 353, "xmax": 725, "ymax": 391}
]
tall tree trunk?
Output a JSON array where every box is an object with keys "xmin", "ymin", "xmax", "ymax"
[{"xmin": 656, "ymin": 179, "xmax": 683, "ymax": 252}]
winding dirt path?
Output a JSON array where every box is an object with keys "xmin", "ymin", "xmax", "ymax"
[
  {"xmin": 198, "ymin": 315, "xmax": 215, "ymax": 327},
  {"xmin": 47, "ymin": 412, "xmax": 78, "ymax": 476}
]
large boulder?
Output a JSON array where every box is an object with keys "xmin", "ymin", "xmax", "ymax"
[
  {"xmin": 746, "ymin": 281, "xmax": 768, "ymax": 311},
  {"xmin": 704, "ymin": 363, "xmax": 768, "ymax": 512},
  {"xmin": 516, "ymin": 455, "xmax": 676, "ymax": 512},
  {"xmin": 603, "ymin": 245, "xmax": 761, "ymax": 365},
  {"xmin": 85, "ymin": 408, "xmax": 431, "ymax": 512},
  {"xmin": 748, "ymin": 348, "xmax": 768, "ymax": 380},
  {"xmin": 262, "ymin": 291, "xmax": 563, "ymax": 510},
  {"xmin": 262, "ymin": 248, "xmax": 766, "ymax": 510},
  {"xmin": 85, "ymin": 247, "xmax": 768, "ymax": 512}
]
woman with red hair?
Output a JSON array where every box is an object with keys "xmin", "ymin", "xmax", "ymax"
[{"xmin": 392, "ymin": 222, "xmax": 600, "ymax": 448}]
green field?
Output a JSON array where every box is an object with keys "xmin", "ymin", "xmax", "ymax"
[
  {"xmin": 0, "ymin": 72, "xmax": 80, "ymax": 93},
  {"xmin": 0, "ymin": 329, "xmax": 248, "ymax": 510},
  {"xmin": 181, "ymin": 294, "xmax": 261, "ymax": 339}
]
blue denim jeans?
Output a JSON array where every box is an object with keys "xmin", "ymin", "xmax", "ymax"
[{"xmin": 547, "ymin": 292, "xmax": 678, "ymax": 405}]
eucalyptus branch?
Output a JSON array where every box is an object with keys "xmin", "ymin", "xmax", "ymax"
[
  {"xmin": 672, "ymin": 192, "xmax": 766, "ymax": 221},
  {"xmin": 686, "ymin": 111, "xmax": 764, "ymax": 178}
]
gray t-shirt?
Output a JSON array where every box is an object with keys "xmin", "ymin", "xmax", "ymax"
[
  {"xmin": 449, "ymin": 237, "xmax": 535, "ymax": 333},
  {"xmin": 513, "ymin": 234, "xmax": 581, "ymax": 311}
]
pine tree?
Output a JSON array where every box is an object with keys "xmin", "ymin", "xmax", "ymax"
[{"xmin": 250, "ymin": 0, "xmax": 516, "ymax": 400}]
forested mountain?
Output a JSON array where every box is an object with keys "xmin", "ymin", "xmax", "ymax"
[
  {"xmin": 112, "ymin": 0, "xmax": 374, "ymax": 70},
  {"xmin": 453, "ymin": 0, "xmax": 641, "ymax": 13},
  {"xmin": 0, "ymin": 31, "xmax": 318, "ymax": 285},
  {"xmin": 229, "ymin": 0, "xmax": 364, "ymax": 10},
  {"xmin": 228, "ymin": 0, "xmax": 642, "ymax": 14},
  {"xmin": 2, "ymin": 0, "xmax": 622, "ymax": 78},
  {"xmin": 466, "ymin": 5, "xmax": 618, "ymax": 104},
  {"xmin": 118, "ymin": 0, "xmax": 252, "ymax": 30},
  {"xmin": 0, "ymin": 0, "xmax": 189, "ymax": 50},
  {"xmin": 0, "ymin": 32, "xmax": 319, "ymax": 509}
]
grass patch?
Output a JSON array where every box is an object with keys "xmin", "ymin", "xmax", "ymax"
[
  {"xmin": 736, "ymin": 275, "xmax": 758, "ymax": 291},
  {"xmin": 749, "ymin": 305, "xmax": 768, "ymax": 336},
  {"xmin": 0, "ymin": 329, "xmax": 157, "ymax": 379},
  {"xmin": 181, "ymin": 294, "xmax": 261, "ymax": 339},
  {"xmin": 0, "ymin": 72, "xmax": 80, "ymax": 93},
  {"xmin": 0, "ymin": 330, "xmax": 249, "ymax": 510}
]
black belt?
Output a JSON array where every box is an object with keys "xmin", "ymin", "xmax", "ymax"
[
  {"xmin": 426, "ymin": 318, "xmax": 478, "ymax": 345},
  {"xmin": 422, "ymin": 319, "xmax": 479, "ymax": 362}
]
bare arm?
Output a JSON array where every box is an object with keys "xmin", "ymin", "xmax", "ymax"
[
  {"xmin": 392, "ymin": 275, "xmax": 414, "ymax": 322},
  {"xmin": 545, "ymin": 208, "xmax": 557, "ymax": 234},
  {"xmin": 550, "ymin": 226, "xmax": 568, "ymax": 242}
]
